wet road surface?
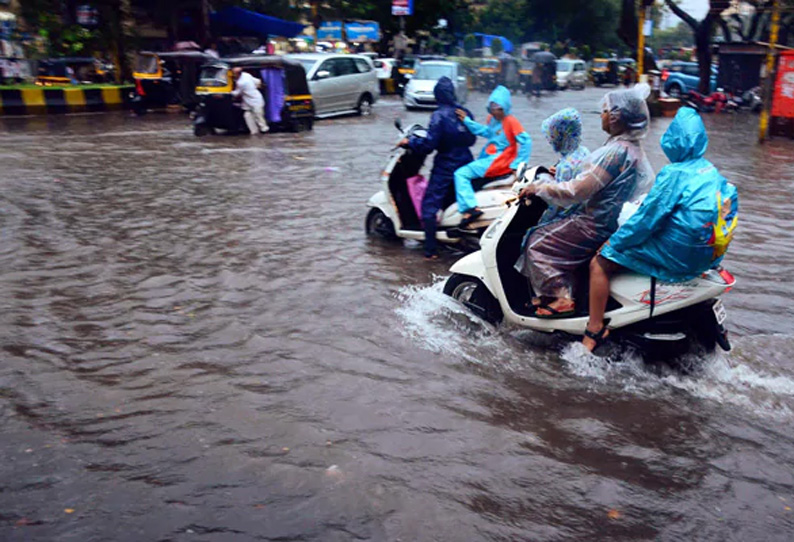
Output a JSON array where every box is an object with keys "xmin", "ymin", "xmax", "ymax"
[{"xmin": 1, "ymin": 88, "xmax": 793, "ymax": 541}]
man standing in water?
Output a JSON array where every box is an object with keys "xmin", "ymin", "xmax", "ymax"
[{"xmin": 232, "ymin": 67, "xmax": 269, "ymax": 135}]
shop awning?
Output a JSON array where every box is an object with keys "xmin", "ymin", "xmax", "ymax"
[
  {"xmin": 210, "ymin": 7, "xmax": 305, "ymax": 39},
  {"xmin": 474, "ymin": 33, "xmax": 514, "ymax": 53}
]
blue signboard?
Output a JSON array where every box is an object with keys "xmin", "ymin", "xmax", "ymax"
[
  {"xmin": 317, "ymin": 21, "xmax": 343, "ymax": 41},
  {"xmin": 344, "ymin": 22, "xmax": 380, "ymax": 42}
]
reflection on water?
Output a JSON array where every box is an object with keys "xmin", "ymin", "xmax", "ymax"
[{"xmin": 1, "ymin": 91, "xmax": 793, "ymax": 541}]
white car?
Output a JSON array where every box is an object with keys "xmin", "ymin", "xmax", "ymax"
[
  {"xmin": 374, "ymin": 58, "xmax": 396, "ymax": 80},
  {"xmin": 556, "ymin": 59, "xmax": 587, "ymax": 90},
  {"xmin": 286, "ymin": 53, "xmax": 380, "ymax": 117},
  {"xmin": 403, "ymin": 61, "xmax": 468, "ymax": 109}
]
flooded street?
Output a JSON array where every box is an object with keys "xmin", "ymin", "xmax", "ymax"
[{"xmin": 1, "ymin": 88, "xmax": 793, "ymax": 541}]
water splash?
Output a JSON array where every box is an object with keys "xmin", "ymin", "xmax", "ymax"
[
  {"xmin": 397, "ymin": 279, "xmax": 794, "ymax": 420},
  {"xmin": 394, "ymin": 278, "xmax": 522, "ymax": 370}
]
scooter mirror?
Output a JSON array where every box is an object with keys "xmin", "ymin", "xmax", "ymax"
[{"xmin": 394, "ymin": 118, "xmax": 403, "ymax": 132}]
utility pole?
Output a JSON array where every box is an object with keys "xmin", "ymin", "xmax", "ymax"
[
  {"xmin": 759, "ymin": 0, "xmax": 781, "ymax": 142},
  {"xmin": 637, "ymin": 0, "xmax": 654, "ymax": 83},
  {"xmin": 758, "ymin": 0, "xmax": 780, "ymax": 143}
]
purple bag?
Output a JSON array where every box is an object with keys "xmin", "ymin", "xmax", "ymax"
[{"xmin": 407, "ymin": 175, "xmax": 429, "ymax": 225}]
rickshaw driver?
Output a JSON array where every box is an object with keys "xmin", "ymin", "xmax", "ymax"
[{"xmin": 232, "ymin": 67, "xmax": 269, "ymax": 134}]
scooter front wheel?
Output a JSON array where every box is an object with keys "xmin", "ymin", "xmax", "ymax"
[
  {"xmin": 365, "ymin": 208, "xmax": 399, "ymax": 241},
  {"xmin": 443, "ymin": 274, "xmax": 503, "ymax": 325}
]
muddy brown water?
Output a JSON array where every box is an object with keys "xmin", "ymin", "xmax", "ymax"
[{"xmin": 1, "ymin": 89, "xmax": 793, "ymax": 541}]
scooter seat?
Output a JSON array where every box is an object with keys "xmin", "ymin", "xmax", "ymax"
[{"xmin": 471, "ymin": 173, "xmax": 515, "ymax": 192}]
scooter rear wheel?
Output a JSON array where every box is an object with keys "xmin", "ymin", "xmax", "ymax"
[{"xmin": 365, "ymin": 208, "xmax": 398, "ymax": 241}]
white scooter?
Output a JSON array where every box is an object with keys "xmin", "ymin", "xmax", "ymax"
[
  {"xmin": 365, "ymin": 120, "xmax": 517, "ymax": 252},
  {"xmin": 443, "ymin": 165, "xmax": 735, "ymax": 358}
]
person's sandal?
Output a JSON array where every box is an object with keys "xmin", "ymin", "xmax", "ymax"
[
  {"xmin": 458, "ymin": 209, "xmax": 484, "ymax": 228},
  {"xmin": 533, "ymin": 302, "xmax": 576, "ymax": 319},
  {"xmin": 583, "ymin": 320, "xmax": 611, "ymax": 353}
]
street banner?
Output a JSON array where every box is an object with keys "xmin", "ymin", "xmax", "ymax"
[
  {"xmin": 392, "ymin": 0, "xmax": 414, "ymax": 16},
  {"xmin": 317, "ymin": 21, "xmax": 343, "ymax": 41},
  {"xmin": 772, "ymin": 51, "xmax": 794, "ymax": 118},
  {"xmin": 344, "ymin": 22, "xmax": 380, "ymax": 42}
]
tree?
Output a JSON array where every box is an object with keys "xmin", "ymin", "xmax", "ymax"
[
  {"xmin": 664, "ymin": 0, "xmax": 731, "ymax": 93},
  {"xmin": 491, "ymin": 37, "xmax": 504, "ymax": 55},
  {"xmin": 464, "ymin": 33, "xmax": 477, "ymax": 57}
]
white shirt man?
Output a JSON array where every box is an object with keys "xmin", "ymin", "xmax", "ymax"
[{"xmin": 232, "ymin": 68, "xmax": 269, "ymax": 134}]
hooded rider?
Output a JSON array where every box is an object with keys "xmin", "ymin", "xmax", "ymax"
[
  {"xmin": 453, "ymin": 86, "xmax": 532, "ymax": 227},
  {"xmin": 539, "ymin": 107, "xmax": 591, "ymax": 224},
  {"xmin": 400, "ymin": 76, "xmax": 476, "ymax": 259},
  {"xmin": 583, "ymin": 107, "xmax": 739, "ymax": 351}
]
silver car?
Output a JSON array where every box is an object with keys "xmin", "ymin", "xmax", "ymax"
[
  {"xmin": 403, "ymin": 61, "xmax": 468, "ymax": 110},
  {"xmin": 286, "ymin": 53, "xmax": 380, "ymax": 118},
  {"xmin": 556, "ymin": 59, "xmax": 587, "ymax": 90}
]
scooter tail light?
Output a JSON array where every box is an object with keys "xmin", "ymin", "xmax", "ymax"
[
  {"xmin": 661, "ymin": 70, "xmax": 669, "ymax": 82},
  {"xmin": 718, "ymin": 268, "xmax": 736, "ymax": 290}
]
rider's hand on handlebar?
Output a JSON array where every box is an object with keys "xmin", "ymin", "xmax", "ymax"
[
  {"xmin": 519, "ymin": 184, "xmax": 539, "ymax": 200},
  {"xmin": 398, "ymin": 138, "xmax": 410, "ymax": 148},
  {"xmin": 455, "ymin": 109, "xmax": 468, "ymax": 122},
  {"xmin": 548, "ymin": 166, "xmax": 557, "ymax": 177}
]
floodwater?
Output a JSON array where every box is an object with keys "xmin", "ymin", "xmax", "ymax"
[{"xmin": 1, "ymin": 88, "xmax": 793, "ymax": 541}]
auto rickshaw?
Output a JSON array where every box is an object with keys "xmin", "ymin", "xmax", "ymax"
[
  {"xmin": 131, "ymin": 51, "xmax": 213, "ymax": 115},
  {"xmin": 35, "ymin": 57, "xmax": 113, "ymax": 86},
  {"xmin": 477, "ymin": 54, "xmax": 520, "ymax": 92},
  {"xmin": 193, "ymin": 56, "xmax": 314, "ymax": 136},
  {"xmin": 591, "ymin": 58, "xmax": 619, "ymax": 86}
]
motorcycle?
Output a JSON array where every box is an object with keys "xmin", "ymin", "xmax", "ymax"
[
  {"xmin": 443, "ymin": 165, "xmax": 735, "ymax": 359},
  {"xmin": 365, "ymin": 120, "xmax": 519, "ymax": 252}
]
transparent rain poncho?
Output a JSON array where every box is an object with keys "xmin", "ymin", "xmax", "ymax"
[{"xmin": 515, "ymin": 84, "xmax": 656, "ymax": 298}]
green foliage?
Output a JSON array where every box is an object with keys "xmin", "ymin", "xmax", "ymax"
[
  {"xmin": 490, "ymin": 37, "xmax": 504, "ymax": 55},
  {"xmin": 463, "ymin": 34, "xmax": 477, "ymax": 57}
]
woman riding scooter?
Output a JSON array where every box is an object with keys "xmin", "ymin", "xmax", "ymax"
[
  {"xmin": 399, "ymin": 76, "xmax": 476, "ymax": 259},
  {"xmin": 515, "ymin": 84, "xmax": 655, "ymax": 318}
]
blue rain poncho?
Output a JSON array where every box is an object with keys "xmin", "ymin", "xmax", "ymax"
[
  {"xmin": 453, "ymin": 86, "xmax": 532, "ymax": 212},
  {"xmin": 515, "ymin": 84, "xmax": 655, "ymax": 297},
  {"xmin": 601, "ymin": 107, "xmax": 739, "ymax": 282}
]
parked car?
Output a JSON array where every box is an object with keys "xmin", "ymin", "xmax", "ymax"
[
  {"xmin": 403, "ymin": 60, "xmax": 467, "ymax": 109},
  {"xmin": 286, "ymin": 53, "xmax": 379, "ymax": 117},
  {"xmin": 374, "ymin": 58, "xmax": 396, "ymax": 80},
  {"xmin": 556, "ymin": 58, "xmax": 587, "ymax": 90},
  {"xmin": 662, "ymin": 61, "xmax": 717, "ymax": 98}
]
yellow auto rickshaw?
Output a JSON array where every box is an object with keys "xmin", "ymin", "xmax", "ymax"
[
  {"xmin": 193, "ymin": 56, "xmax": 314, "ymax": 136},
  {"xmin": 131, "ymin": 51, "xmax": 213, "ymax": 115},
  {"xmin": 591, "ymin": 58, "xmax": 619, "ymax": 86}
]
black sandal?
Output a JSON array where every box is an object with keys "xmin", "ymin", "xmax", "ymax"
[
  {"xmin": 458, "ymin": 209, "xmax": 484, "ymax": 228},
  {"xmin": 532, "ymin": 302, "xmax": 576, "ymax": 319},
  {"xmin": 583, "ymin": 320, "xmax": 611, "ymax": 353}
]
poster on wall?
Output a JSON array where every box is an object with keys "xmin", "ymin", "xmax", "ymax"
[{"xmin": 391, "ymin": 0, "xmax": 414, "ymax": 16}]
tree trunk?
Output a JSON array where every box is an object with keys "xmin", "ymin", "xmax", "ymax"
[{"xmin": 695, "ymin": 19, "xmax": 713, "ymax": 94}]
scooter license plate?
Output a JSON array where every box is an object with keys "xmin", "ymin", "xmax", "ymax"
[{"xmin": 712, "ymin": 300, "xmax": 727, "ymax": 325}]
